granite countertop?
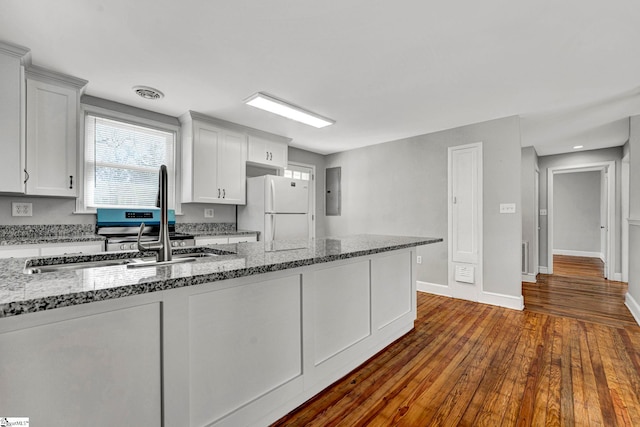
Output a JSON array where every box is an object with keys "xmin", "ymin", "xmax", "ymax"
[
  {"xmin": 0, "ymin": 234, "xmax": 442, "ymax": 318},
  {"xmin": 0, "ymin": 223, "xmax": 256, "ymax": 246}
]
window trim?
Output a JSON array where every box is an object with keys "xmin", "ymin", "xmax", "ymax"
[{"xmin": 75, "ymin": 103, "xmax": 182, "ymax": 215}]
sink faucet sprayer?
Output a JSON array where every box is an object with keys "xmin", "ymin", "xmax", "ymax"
[{"xmin": 137, "ymin": 165, "xmax": 172, "ymax": 262}]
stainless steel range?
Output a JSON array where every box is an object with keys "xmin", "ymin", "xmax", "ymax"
[{"xmin": 96, "ymin": 208, "xmax": 195, "ymax": 251}]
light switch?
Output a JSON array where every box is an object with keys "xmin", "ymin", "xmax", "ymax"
[{"xmin": 499, "ymin": 203, "xmax": 516, "ymax": 214}]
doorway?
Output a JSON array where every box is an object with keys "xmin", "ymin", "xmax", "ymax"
[
  {"xmin": 546, "ymin": 161, "xmax": 615, "ymax": 279},
  {"xmin": 284, "ymin": 161, "xmax": 316, "ymax": 239}
]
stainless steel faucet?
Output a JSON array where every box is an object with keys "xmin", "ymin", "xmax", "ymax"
[{"xmin": 137, "ymin": 165, "xmax": 172, "ymax": 262}]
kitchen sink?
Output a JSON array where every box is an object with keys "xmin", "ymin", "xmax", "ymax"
[
  {"xmin": 24, "ymin": 252, "xmax": 219, "ymax": 274},
  {"xmin": 24, "ymin": 258, "xmax": 136, "ymax": 274}
]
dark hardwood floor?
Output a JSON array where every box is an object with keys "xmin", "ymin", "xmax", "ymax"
[
  {"xmin": 523, "ymin": 255, "xmax": 637, "ymax": 327},
  {"xmin": 272, "ymin": 257, "xmax": 640, "ymax": 426}
]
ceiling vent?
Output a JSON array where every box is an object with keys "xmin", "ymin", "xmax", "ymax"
[{"xmin": 133, "ymin": 85, "xmax": 164, "ymax": 100}]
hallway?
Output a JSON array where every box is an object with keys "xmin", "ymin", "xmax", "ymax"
[{"xmin": 523, "ymin": 255, "xmax": 637, "ymax": 327}]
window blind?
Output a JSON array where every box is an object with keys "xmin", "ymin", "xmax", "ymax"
[{"xmin": 84, "ymin": 115, "xmax": 176, "ymax": 209}]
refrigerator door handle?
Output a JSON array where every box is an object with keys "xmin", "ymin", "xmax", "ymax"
[
  {"xmin": 271, "ymin": 214, "xmax": 276, "ymax": 241},
  {"xmin": 270, "ymin": 179, "xmax": 276, "ymax": 213}
]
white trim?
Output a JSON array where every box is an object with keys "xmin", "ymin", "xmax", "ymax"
[
  {"xmin": 539, "ymin": 266, "xmax": 549, "ymax": 274},
  {"xmin": 478, "ymin": 291, "xmax": 524, "ymax": 311},
  {"xmin": 625, "ymin": 293, "xmax": 640, "ymax": 326},
  {"xmin": 417, "ymin": 281, "xmax": 451, "ymax": 297},
  {"xmin": 418, "ymin": 284, "xmax": 524, "ymax": 311},
  {"xmin": 629, "ymin": 219, "xmax": 640, "ymax": 226},
  {"xmin": 612, "ymin": 273, "xmax": 623, "ymax": 282},
  {"xmin": 552, "ymin": 249, "xmax": 603, "ymax": 259},
  {"xmin": 547, "ymin": 161, "xmax": 615, "ymax": 278},
  {"xmin": 522, "ymin": 273, "xmax": 537, "ymax": 283}
]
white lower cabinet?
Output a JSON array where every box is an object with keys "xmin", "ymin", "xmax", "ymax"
[
  {"xmin": 0, "ymin": 241, "xmax": 104, "ymax": 258},
  {"xmin": 0, "ymin": 301, "xmax": 162, "ymax": 427},
  {"xmin": 195, "ymin": 234, "xmax": 257, "ymax": 246}
]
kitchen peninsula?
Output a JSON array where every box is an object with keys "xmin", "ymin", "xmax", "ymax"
[{"xmin": 0, "ymin": 234, "xmax": 441, "ymax": 427}]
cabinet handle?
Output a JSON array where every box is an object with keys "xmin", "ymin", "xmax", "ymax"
[
  {"xmin": 69, "ymin": 175, "xmax": 73, "ymax": 189},
  {"xmin": 269, "ymin": 152, "xmax": 273, "ymax": 161},
  {"xmin": 218, "ymin": 188, "xmax": 221, "ymax": 198},
  {"xmin": 223, "ymin": 189, "xmax": 226, "ymax": 198},
  {"xmin": 266, "ymin": 151, "xmax": 269, "ymax": 160},
  {"xmin": 23, "ymin": 169, "xmax": 29, "ymax": 184}
]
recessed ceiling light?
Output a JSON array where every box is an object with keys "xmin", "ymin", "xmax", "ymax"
[
  {"xmin": 573, "ymin": 145, "xmax": 584, "ymax": 149},
  {"xmin": 244, "ymin": 92, "xmax": 335, "ymax": 128},
  {"xmin": 133, "ymin": 86, "xmax": 164, "ymax": 100}
]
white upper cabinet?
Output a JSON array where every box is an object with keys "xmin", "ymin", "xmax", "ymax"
[
  {"xmin": 247, "ymin": 134, "xmax": 289, "ymax": 170},
  {"xmin": 0, "ymin": 41, "xmax": 29, "ymax": 194},
  {"xmin": 25, "ymin": 67, "xmax": 86, "ymax": 197},
  {"xmin": 0, "ymin": 45, "xmax": 85, "ymax": 197},
  {"xmin": 181, "ymin": 111, "xmax": 247, "ymax": 205}
]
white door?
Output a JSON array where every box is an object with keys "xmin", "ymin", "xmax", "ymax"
[
  {"xmin": 448, "ymin": 142, "xmax": 482, "ymax": 302},
  {"xmin": 284, "ymin": 163, "xmax": 316, "ymax": 239},
  {"xmin": 264, "ymin": 214, "xmax": 309, "ymax": 241},
  {"xmin": 265, "ymin": 176, "xmax": 309, "ymax": 214}
]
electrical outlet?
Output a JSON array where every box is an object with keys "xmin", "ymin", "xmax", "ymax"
[
  {"xmin": 12, "ymin": 202, "xmax": 33, "ymax": 217},
  {"xmin": 417, "ymin": 255, "xmax": 422, "ymax": 264},
  {"xmin": 499, "ymin": 203, "xmax": 516, "ymax": 214},
  {"xmin": 204, "ymin": 208, "xmax": 214, "ymax": 218}
]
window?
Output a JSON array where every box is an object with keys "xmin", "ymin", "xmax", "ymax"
[{"xmin": 82, "ymin": 113, "xmax": 177, "ymax": 211}]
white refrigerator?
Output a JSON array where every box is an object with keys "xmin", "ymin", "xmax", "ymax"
[{"xmin": 238, "ymin": 175, "xmax": 310, "ymax": 241}]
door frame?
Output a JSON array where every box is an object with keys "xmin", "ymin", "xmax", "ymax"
[{"xmin": 547, "ymin": 161, "xmax": 615, "ymax": 278}]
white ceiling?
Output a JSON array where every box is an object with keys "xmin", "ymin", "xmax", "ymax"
[{"xmin": 1, "ymin": 0, "xmax": 639, "ymax": 156}]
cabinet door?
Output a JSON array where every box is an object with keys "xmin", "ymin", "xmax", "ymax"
[
  {"xmin": 0, "ymin": 45, "xmax": 27, "ymax": 193},
  {"xmin": 40, "ymin": 242, "xmax": 104, "ymax": 256},
  {"xmin": 189, "ymin": 122, "xmax": 221, "ymax": 203},
  {"xmin": 247, "ymin": 135, "xmax": 288, "ymax": 169},
  {"xmin": 228, "ymin": 234, "xmax": 257, "ymax": 243},
  {"xmin": 266, "ymin": 139, "xmax": 288, "ymax": 169},
  {"xmin": 26, "ymin": 79, "xmax": 78, "ymax": 197},
  {"xmin": 195, "ymin": 236, "xmax": 228, "ymax": 245},
  {"xmin": 217, "ymin": 130, "xmax": 246, "ymax": 204}
]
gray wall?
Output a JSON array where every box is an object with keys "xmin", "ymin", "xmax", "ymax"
[
  {"xmin": 628, "ymin": 115, "xmax": 640, "ymax": 309},
  {"xmin": 324, "ymin": 116, "xmax": 522, "ymax": 298},
  {"xmin": 521, "ymin": 146, "xmax": 539, "ymax": 275},
  {"xmin": 553, "ymin": 171, "xmax": 601, "ymax": 253},
  {"xmin": 538, "ymin": 147, "xmax": 623, "ymax": 272},
  {"xmin": 288, "ymin": 146, "xmax": 327, "ymax": 238}
]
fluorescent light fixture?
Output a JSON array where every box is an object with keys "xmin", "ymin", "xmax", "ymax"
[
  {"xmin": 573, "ymin": 145, "xmax": 584, "ymax": 149},
  {"xmin": 244, "ymin": 92, "xmax": 335, "ymax": 128}
]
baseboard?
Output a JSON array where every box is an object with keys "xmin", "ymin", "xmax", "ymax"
[
  {"xmin": 612, "ymin": 273, "xmax": 623, "ymax": 282},
  {"xmin": 521, "ymin": 273, "xmax": 537, "ymax": 283},
  {"xmin": 416, "ymin": 281, "xmax": 451, "ymax": 297},
  {"xmin": 553, "ymin": 249, "xmax": 602, "ymax": 259},
  {"xmin": 479, "ymin": 291, "xmax": 524, "ymax": 311},
  {"xmin": 625, "ymin": 293, "xmax": 640, "ymax": 326},
  {"xmin": 539, "ymin": 266, "xmax": 548, "ymax": 274}
]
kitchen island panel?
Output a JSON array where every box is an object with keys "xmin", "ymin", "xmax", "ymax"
[
  {"xmin": 187, "ymin": 274, "xmax": 303, "ymax": 426},
  {"xmin": 312, "ymin": 260, "xmax": 371, "ymax": 365},
  {"xmin": 372, "ymin": 250, "xmax": 413, "ymax": 330},
  {"xmin": 0, "ymin": 301, "xmax": 162, "ymax": 427}
]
